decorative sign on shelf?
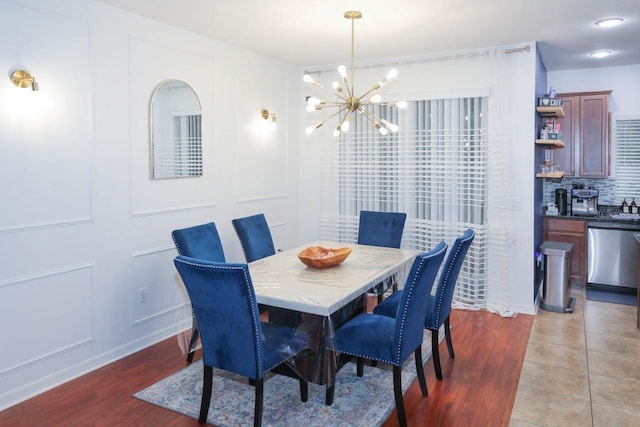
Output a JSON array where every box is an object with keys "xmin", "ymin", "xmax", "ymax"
[{"xmin": 537, "ymin": 97, "xmax": 563, "ymax": 107}]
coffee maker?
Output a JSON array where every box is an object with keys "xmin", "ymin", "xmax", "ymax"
[
  {"xmin": 555, "ymin": 188, "xmax": 568, "ymax": 215},
  {"xmin": 571, "ymin": 188, "xmax": 598, "ymax": 216}
]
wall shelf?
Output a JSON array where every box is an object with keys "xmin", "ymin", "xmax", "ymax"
[
  {"xmin": 536, "ymin": 105, "xmax": 565, "ymax": 118},
  {"xmin": 536, "ymin": 139, "xmax": 565, "ymax": 148},
  {"xmin": 536, "ymin": 171, "xmax": 564, "ymax": 179}
]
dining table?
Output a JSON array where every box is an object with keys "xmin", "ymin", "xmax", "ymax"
[{"xmin": 248, "ymin": 240, "xmax": 420, "ymax": 404}]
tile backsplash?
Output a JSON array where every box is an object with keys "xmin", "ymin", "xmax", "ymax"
[{"xmin": 543, "ymin": 177, "xmax": 618, "ymax": 207}]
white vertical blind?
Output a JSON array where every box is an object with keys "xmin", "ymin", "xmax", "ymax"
[
  {"xmin": 319, "ymin": 97, "xmax": 495, "ymax": 309},
  {"xmin": 153, "ymin": 113, "xmax": 202, "ymax": 178},
  {"xmin": 614, "ymin": 117, "xmax": 640, "ymax": 201}
]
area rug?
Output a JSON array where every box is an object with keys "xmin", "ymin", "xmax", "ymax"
[
  {"xmin": 586, "ymin": 287, "xmax": 637, "ymax": 306},
  {"xmin": 134, "ymin": 329, "xmax": 441, "ymax": 427}
]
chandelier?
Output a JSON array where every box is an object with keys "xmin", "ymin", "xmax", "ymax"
[{"xmin": 304, "ymin": 11, "xmax": 407, "ymax": 137}]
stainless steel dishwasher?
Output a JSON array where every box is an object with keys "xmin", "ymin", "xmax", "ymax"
[{"xmin": 587, "ymin": 221, "xmax": 639, "ymax": 289}]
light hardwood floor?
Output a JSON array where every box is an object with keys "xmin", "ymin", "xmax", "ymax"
[{"xmin": 510, "ymin": 285, "xmax": 640, "ymax": 426}]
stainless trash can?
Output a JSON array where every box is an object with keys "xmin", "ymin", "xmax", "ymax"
[{"xmin": 539, "ymin": 241, "xmax": 575, "ymax": 313}]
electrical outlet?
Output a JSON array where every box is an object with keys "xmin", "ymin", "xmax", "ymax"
[
  {"xmin": 138, "ymin": 287, "xmax": 148, "ymax": 303},
  {"xmin": 508, "ymin": 197, "xmax": 523, "ymax": 210}
]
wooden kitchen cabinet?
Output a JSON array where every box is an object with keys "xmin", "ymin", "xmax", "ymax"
[
  {"xmin": 552, "ymin": 91, "xmax": 611, "ymax": 177},
  {"xmin": 543, "ymin": 217, "xmax": 587, "ymax": 284}
]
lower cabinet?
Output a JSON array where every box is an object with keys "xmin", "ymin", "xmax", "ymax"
[{"xmin": 543, "ymin": 217, "xmax": 587, "ymax": 284}]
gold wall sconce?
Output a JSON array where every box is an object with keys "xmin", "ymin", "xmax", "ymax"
[
  {"xmin": 9, "ymin": 68, "xmax": 39, "ymax": 91},
  {"xmin": 261, "ymin": 108, "xmax": 277, "ymax": 130}
]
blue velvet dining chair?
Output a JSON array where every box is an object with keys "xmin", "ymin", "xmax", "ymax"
[
  {"xmin": 173, "ymin": 256, "xmax": 309, "ymax": 427},
  {"xmin": 373, "ymin": 228, "xmax": 475, "ymax": 380},
  {"xmin": 357, "ymin": 210, "xmax": 407, "ymax": 303},
  {"xmin": 231, "ymin": 213, "xmax": 300, "ymax": 326},
  {"xmin": 232, "ymin": 213, "xmax": 277, "ymax": 263},
  {"xmin": 171, "ymin": 222, "xmax": 226, "ymax": 363},
  {"xmin": 328, "ymin": 242, "xmax": 447, "ymax": 427}
]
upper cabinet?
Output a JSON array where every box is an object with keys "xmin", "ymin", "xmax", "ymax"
[{"xmin": 551, "ymin": 91, "xmax": 611, "ymax": 178}]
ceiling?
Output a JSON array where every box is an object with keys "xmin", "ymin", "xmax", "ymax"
[{"xmin": 97, "ymin": 0, "xmax": 640, "ymax": 71}]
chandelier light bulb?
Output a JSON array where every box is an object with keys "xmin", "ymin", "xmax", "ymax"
[
  {"xmin": 338, "ymin": 65, "xmax": 347, "ymax": 79},
  {"xmin": 379, "ymin": 127, "xmax": 388, "ymax": 136},
  {"xmin": 385, "ymin": 69, "xmax": 398, "ymax": 80},
  {"xmin": 370, "ymin": 94, "xmax": 382, "ymax": 103},
  {"xmin": 340, "ymin": 120, "xmax": 350, "ymax": 132},
  {"xmin": 333, "ymin": 129, "xmax": 340, "ymax": 137},
  {"xmin": 396, "ymin": 101, "xmax": 408, "ymax": 109},
  {"xmin": 305, "ymin": 126, "xmax": 315, "ymax": 135},
  {"xmin": 303, "ymin": 74, "xmax": 315, "ymax": 84},
  {"xmin": 381, "ymin": 119, "xmax": 399, "ymax": 133},
  {"xmin": 307, "ymin": 97, "xmax": 321, "ymax": 106}
]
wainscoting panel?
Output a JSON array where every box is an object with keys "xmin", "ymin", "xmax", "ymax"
[
  {"xmin": 130, "ymin": 246, "xmax": 189, "ymax": 328},
  {"xmin": 0, "ymin": 264, "xmax": 94, "ymax": 376},
  {"xmin": 233, "ymin": 67, "xmax": 289, "ymax": 202},
  {"xmin": 0, "ymin": 3, "xmax": 92, "ymax": 232}
]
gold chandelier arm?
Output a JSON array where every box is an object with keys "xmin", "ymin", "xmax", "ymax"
[
  {"xmin": 311, "ymin": 106, "xmax": 348, "ymax": 128},
  {"xmin": 338, "ymin": 66, "xmax": 353, "ymax": 99},
  {"xmin": 357, "ymin": 107, "xmax": 381, "ymax": 128},
  {"xmin": 357, "ymin": 82, "xmax": 383, "ymax": 102},
  {"xmin": 331, "ymin": 87, "xmax": 349, "ymax": 101},
  {"xmin": 358, "ymin": 107, "xmax": 399, "ymax": 133},
  {"xmin": 336, "ymin": 109, "xmax": 353, "ymax": 132},
  {"xmin": 313, "ymin": 101, "xmax": 350, "ymax": 110}
]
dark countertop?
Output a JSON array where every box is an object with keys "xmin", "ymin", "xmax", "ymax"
[{"xmin": 544, "ymin": 211, "xmax": 640, "ymax": 230}]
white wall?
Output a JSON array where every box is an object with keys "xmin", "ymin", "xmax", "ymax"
[{"xmin": 0, "ymin": 0, "xmax": 301, "ymax": 409}]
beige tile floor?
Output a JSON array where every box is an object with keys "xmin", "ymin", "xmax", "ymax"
[{"xmin": 510, "ymin": 285, "xmax": 640, "ymax": 427}]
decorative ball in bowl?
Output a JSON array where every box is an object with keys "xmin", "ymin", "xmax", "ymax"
[{"xmin": 297, "ymin": 246, "xmax": 352, "ymax": 269}]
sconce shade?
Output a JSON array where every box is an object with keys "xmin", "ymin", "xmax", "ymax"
[
  {"xmin": 261, "ymin": 108, "xmax": 277, "ymax": 130},
  {"xmin": 10, "ymin": 69, "xmax": 39, "ymax": 91}
]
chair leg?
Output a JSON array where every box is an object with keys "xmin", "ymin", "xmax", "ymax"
[
  {"xmin": 254, "ymin": 378, "xmax": 264, "ymax": 427},
  {"xmin": 444, "ymin": 316, "xmax": 455, "ymax": 359},
  {"xmin": 198, "ymin": 364, "xmax": 213, "ymax": 424},
  {"xmin": 299, "ymin": 378, "xmax": 308, "ymax": 402},
  {"xmin": 392, "ymin": 365, "xmax": 407, "ymax": 427},
  {"xmin": 325, "ymin": 384, "xmax": 334, "ymax": 406},
  {"xmin": 414, "ymin": 346, "xmax": 428, "ymax": 396},
  {"xmin": 431, "ymin": 329, "xmax": 443, "ymax": 380},
  {"xmin": 356, "ymin": 357, "xmax": 365, "ymax": 377},
  {"xmin": 187, "ymin": 316, "xmax": 199, "ymax": 364},
  {"xmin": 377, "ymin": 293, "xmax": 384, "ymax": 304}
]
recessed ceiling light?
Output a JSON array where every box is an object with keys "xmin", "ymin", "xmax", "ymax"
[
  {"xmin": 590, "ymin": 50, "xmax": 613, "ymax": 58},
  {"xmin": 595, "ymin": 18, "xmax": 624, "ymax": 28}
]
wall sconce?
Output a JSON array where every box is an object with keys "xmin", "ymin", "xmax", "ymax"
[
  {"xmin": 9, "ymin": 68, "xmax": 39, "ymax": 91},
  {"xmin": 261, "ymin": 108, "xmax": 277, "ymax": 130}
]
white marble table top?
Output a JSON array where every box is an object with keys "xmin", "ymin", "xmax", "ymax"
[{"xmin": 249, "ymin": 240, "xmax": 420, "ymax": 316}]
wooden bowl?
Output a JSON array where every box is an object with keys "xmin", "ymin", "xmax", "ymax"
[{"xmin": 297, "ymin": 246, "xmax": 352, "ymax": 269}]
